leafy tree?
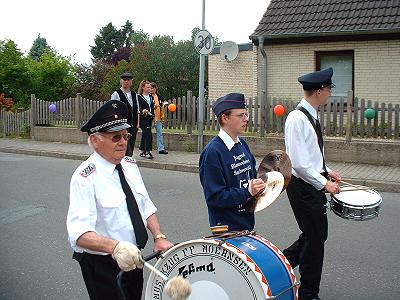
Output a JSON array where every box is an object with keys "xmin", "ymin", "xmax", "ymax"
[
  {"xmin": 0, "ymin": 93, "xmax": 14, "ymax": 111},
  {"xmin": 110, "ymin": 46, "xmax": 131, "ymax": 66},
  {"xmin": 0, "ymin": 40, "xmax": 31, "ymax": 108},
  {"xmin": 90, "ymin": 21, "xmax": 135, "ymax": 63},
  {"xmin": 67, "ymin": 61, "xmax": 113, "ymax": 101},
  {"xmin": 29, "ymin": 34, "xmax": 50, "ymax": 60},
  {"xmin": 127, "ymin": 33, "xmax": 199, "ymax": 98},
  {"xmin": 26, "ymin": 50, "xmax": 76, "ymax": 102}
]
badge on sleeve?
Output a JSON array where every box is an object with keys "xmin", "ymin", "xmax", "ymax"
[
  {"xmin": 124, "ymin": 157, "xmax": 136, "ymax": 164},
  {"xmin": 80, "ymin": 163, "xmax": 96, "ymax": 177}
]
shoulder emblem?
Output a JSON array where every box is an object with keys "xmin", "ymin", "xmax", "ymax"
[
  {"xmin": 124, "ymin": 156, "xmax": 137, "ymax": 164},
  {"xmin": 80, "ymin": 163, "xmax": 96, "ymax": 177}
]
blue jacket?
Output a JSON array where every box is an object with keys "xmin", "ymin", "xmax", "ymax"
[{"xmin": 199, "ymin": 136, "xmax": 257, "ymax": 231}]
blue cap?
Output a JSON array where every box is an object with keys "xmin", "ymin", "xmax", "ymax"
[
  {"xmin": 80, "ymin": 100, "xmax": 131, "ymax": 134},
  {"xmin": 298, "ymin": 67, "xmax": 334, "ymax": 91},
  {"xmin": 212, "ymin": 93, "xmax": 246, "ymax": 117}
]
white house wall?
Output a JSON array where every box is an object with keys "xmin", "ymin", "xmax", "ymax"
[
  {"xmin": 208, "ymin": 46, "xmax": 258, "ymax": 102},
  {"xmin": 260, "ymin": 39, "xmax": 400, "ymax": 103}
]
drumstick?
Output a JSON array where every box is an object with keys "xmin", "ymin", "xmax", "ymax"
[
  {"xmin": 340, "ymin": 180, "xmax": 367, "ymax": 188},
  {"xmin": 340, "ymin": 187, "xmax": 373, "ymax": 192},
  {"xmin": 142, "ymin": 259, "xmax": 168, "ymax": 280},
  {"xmin": 140, "ymin": 258, "xmax": 192, "ymax": 300}
]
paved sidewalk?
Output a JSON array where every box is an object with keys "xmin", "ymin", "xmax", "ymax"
[{"xmin": 0, "ymin": 138, "xmax": 399, "ymax": 192}]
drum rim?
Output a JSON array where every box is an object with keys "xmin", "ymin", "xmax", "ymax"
[{"xmin": 330, "ymin": 189, "xmax": 382, "ymax": 208}]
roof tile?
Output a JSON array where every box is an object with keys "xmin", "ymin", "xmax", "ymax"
[{"xmin": 251, "ymin": 0, "xmax": 400, "ymax": 39}]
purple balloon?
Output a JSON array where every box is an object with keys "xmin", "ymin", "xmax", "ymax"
[{"xmin": 49, "ymin": 103, "xmax": 57, "ymax": 113}]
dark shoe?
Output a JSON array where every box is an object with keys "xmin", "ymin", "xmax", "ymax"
[
  {"xmin": 146, "ymin": 152, "xmax": 154, "ymax": 159},
  {"xmin": 158, "ymin": 150, "xmax": 168, "ymax": 154},
  {"xmin": 139, "ymin": 152, "xmax": 146, "ymax": 157}
]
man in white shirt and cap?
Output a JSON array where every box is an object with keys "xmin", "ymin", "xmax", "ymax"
[
  {"xmin": 283, "ymin": 68, "xmax": 341, "ymax": 300},
  {"xmin": 67, "ymin": 100, "xmax": 173, "ymax": 300}
]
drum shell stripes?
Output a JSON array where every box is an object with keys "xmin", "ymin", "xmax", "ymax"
[
  {"xmin": 329, "ymin": 189, "xmax": 382, "ymax": 221},
  {"xmin": 145, "ymin": 234, "xmax": 298, "ymax": 300}
]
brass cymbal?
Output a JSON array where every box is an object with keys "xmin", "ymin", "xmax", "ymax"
[
  {"xmin": 245, "ymin": 171, "xmax": 285, "ymax": 212},
  {"xmin": 257, "ymin": 150, "xmax": 292, "ymax": 191}
]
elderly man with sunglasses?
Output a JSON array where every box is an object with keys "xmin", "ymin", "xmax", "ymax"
[{"xmin": 67, "ymin": 100, "xmax": 173, "ymax": 300}]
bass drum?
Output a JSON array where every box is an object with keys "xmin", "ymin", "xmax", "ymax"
[{"xmin": 145, "ymin": 234, "xmax": 298, "ymax": 300}]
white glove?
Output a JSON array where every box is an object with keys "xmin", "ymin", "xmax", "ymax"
[{"xmin": 112, "ymin": 241, "xmax": 143, "ymax": 272}]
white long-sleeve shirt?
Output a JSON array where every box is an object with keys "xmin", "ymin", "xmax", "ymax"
[
  {"xmin": 67, "ymin": 152, "xmax": 157, "ymax": 254},
  {"xmin": 284, "ymin": 99, "xmax": 330, "ymax": 190}
]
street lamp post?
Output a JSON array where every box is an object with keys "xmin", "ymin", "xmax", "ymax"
[{"xmin": 197, "ymin": 0, "xmax": 206, "ymax": 153}]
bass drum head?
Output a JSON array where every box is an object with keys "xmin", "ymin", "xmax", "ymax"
[{"xmin": 145, "ymin": 237, "xmax": 297, "ymax": 300}]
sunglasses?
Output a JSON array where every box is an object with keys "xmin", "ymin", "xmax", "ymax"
[
  {"xmin": 231, "ymin": 112, "xmax": 249, "ymax": 119},
  {"xmin": 98, "ymin": 132, "xmax": 131, "ymax": 143}
]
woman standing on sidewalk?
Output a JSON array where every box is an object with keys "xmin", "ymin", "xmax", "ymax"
[
  {"xmin": 137, "ymin": 80, "xmax": 154, "ymax": 159},
  {"xmin": 150, "ymin": 82, "xmax": 168, "ymax": 155}
]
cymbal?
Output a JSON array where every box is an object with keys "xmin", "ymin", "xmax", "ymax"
[
  {"xmin": 245, "ymin": 171, "xmax": 285, "ymax": 212},
  {"xmin": 257, "ymin": 150, "xmax": 292, "ymax": 191}
]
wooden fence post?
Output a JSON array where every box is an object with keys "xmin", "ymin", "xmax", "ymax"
[
  {"xmin": 30, "ymin": 94, "xmax": 36, "ymax": 140},
  {"xmin": 75, "ymin": 93, "xmax": 81, "ymax": 128},
  {"xmin": 345, "ymin": 90, "xmax": 353, "ymax": 144},
  {"xmin": 187, "ymin": 90, "xmax": 192, "ymax": 134}
]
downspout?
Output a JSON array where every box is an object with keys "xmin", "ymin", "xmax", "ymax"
[{"xmin": 258, "ymin": 36, "xmax": 267, "ymax": 136}]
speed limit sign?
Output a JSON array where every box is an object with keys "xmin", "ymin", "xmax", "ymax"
[{"xmin": 194, "ymin": 30, "xmax": 214, "ymax": 55}]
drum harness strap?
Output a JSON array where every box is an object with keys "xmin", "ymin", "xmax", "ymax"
[{"xmin": 297, "ymin": 106, "xmax": 328, "ymax": 178}]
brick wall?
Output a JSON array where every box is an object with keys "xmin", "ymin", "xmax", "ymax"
[
  {"xmin": 208, "ymin": 46, "xmax": 258, "ymax": 102},
  {"xmin": 260, "ymin": 39, "xmax": 400, "ymax": 103}
]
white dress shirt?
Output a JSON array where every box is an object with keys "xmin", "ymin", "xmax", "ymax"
[
  {"xmin": 67, "ymin": 152, "xmax": 157, "ymax": 254},
  {"xmin": 218, "ymin": 128, "xmax": 241, "ymax": 150},
  {"xmin": 111, "ymin": 89, "xmax": 133, "ymax": 106},
  {"xmin": 284, "ymin": 99, "xmax": 330, "ymax": 190}
]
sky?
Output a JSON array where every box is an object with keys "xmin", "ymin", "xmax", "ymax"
[{"xmin": 1, "ymin": 0, "xmax": 270, "ymax": 64}]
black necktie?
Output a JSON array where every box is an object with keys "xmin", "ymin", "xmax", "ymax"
[{"xmin": 115, "ymin": 163, "xmax": 148, "ymax": 249}]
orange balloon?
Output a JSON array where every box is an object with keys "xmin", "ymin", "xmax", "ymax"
[
  {"xmin": 168, "ymin": 103, "xmax": 176, "ymax": 112},
  {"xmin": 273, "ymin": 104, "xmax": 285, "ymax": 116}
]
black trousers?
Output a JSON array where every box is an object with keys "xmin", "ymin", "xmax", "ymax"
[
  {"xmin": 126, "ymin": 127, "xmax": 138, "ymax": 157},
  {"xmin": 283, "ymin": 176, "xmax": 328, "ymax": 300},
  {"xmin": 139, "ymin": 117, "xmax": 153, "ymax": 152},
  {"xmin": 73, "ymin": 252, "xmax": 143, "ymax": 300}
]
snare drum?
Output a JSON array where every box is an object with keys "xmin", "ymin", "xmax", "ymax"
[
  {"xmin": 145, "ymin": 233, "xmax": 298, "ymax": 300},
  {"xmin": 329, "ymin": 189, "xmax": 382, "ymax": 221}
]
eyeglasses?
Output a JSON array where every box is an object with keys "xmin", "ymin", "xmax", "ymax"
[
  {"xmin": 97, "ymin": 132, "xmax": 131, "ymax": 143},
  {"xmin": 231, "ymin": 112, "xmax": 249, "ymax": 119}
]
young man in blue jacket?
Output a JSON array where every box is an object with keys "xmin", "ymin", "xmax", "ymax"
[{"xmin": 199, "ymin": 93, "xmax": 265, "ymax": 231}]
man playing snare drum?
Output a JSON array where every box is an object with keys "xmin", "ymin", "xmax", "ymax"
[
  {"xmin": 283, "ymin": 68, "xmax": 341, "ymax": 300},
  {"xmin": 199, "ymin": 93, "xmax": 266, "ymax": 232}
]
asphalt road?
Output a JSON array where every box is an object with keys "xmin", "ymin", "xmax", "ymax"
[{"xmin": 0, "ymin": 153, "xmax": 399, "ymax": 300}]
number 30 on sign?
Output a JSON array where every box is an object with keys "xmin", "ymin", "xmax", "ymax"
[{"xmin": 194, "ymin": 30, "xmax": 215, "ymax": 55}]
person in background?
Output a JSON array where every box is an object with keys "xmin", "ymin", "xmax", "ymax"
[
  {"xmin": 150, "ymin": 82, "xmax": 168, "ymax": 155},
  {"xmin": 111, "ymin": 72, "xmax": 139, "ymax": 157},
  {"xmin": 67, "ymin": 100, "xmax": 173, "ymax": 300},
  {"xmin": 137, "ymin": 80, "xmax": 154, "ymax": 159},
  {"xmin": 199, "ymin": 93, "xmax": 266, "ymax": 232},
  {"xmin": 283, "ymin": 67, "xmax": 341, "ymax": 300}
]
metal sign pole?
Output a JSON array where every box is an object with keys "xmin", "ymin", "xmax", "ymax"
[{"xmin": 198, "ymin": 0, "xmax": 206, "ymax": 153}]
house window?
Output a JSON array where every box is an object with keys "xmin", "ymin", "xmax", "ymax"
[{"xmin": 316, "ymin": 51, "xmax": 354, "ymax": 98}]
